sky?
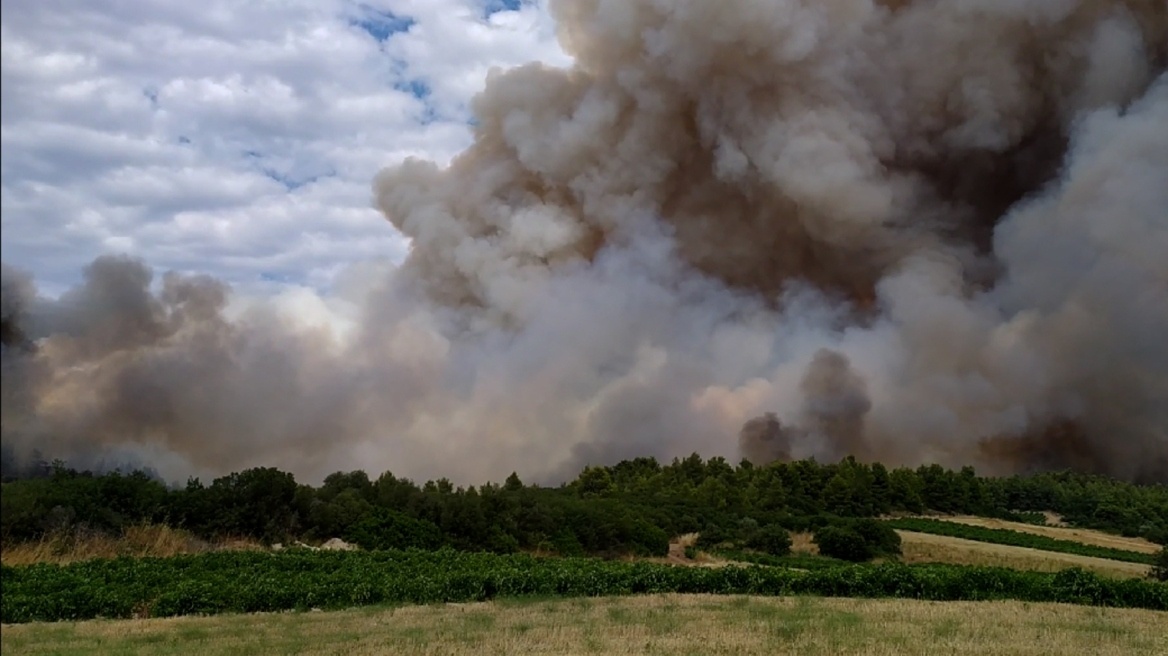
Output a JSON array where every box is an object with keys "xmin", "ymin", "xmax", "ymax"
[{"xmin": 0, "ymin": 0, "xmax": 571, "ymax": 296}]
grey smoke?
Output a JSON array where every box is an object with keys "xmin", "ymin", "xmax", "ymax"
[
  {"xmin": 2, "ymin": 0, "xmax": 1167, "ymax": 483},
  {"xmin": 738, "ymin": 412, "xmax": 793, "ymax": 467}
]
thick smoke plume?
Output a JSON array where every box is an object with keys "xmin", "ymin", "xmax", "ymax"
[{"xmin": 3, "ymin": 0, "xmax": 1167, "ymax": 483}]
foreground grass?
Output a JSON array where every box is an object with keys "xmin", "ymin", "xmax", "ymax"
[{"xmin": 3, "ymin": 594, "xmax": 1164, "ymax": 656}]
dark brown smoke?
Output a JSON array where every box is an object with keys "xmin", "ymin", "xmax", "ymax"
[
  {"xmin": 798, "ymin": 349, "xmax": 872, "ymax": 462},
  {"xmin": 738, "ymin": 412, "xmax": 793, "ymax": 466},
  {"xmin": 3, "ymin": 1, "xmax": 1167, "ymax": 483}
]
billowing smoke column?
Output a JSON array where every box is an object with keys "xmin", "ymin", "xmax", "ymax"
[{"xmin": 3, "ymin": 0, "xmax": 1167, "ymax": 484}]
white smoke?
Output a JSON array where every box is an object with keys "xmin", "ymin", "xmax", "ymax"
[{"xmin": 3, "ymin": 0, "xmax": 1166, "ymax": 483}]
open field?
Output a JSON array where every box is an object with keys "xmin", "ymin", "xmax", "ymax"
[
  {"xmin": 883, "ymin": 518, "xmax": 1155, "ymax": 564},
  {"xmin": 780, "ymin": 527, "xmax": 1153, "ymax": 579},
  {"xmin": 896, "ymin": 531, "xmax": 1151, "ymax": 579},
  {"xmin": 935, "ymin": 517, "xmax": 1162, "ymax": 555},
  {"xmin": 3, "ymin": 594, "xmax": 1165, "ymax": 656}
]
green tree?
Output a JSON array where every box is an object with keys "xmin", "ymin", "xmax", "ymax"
[
  {"xmin": 345, "ymin": 507, "xmax": 443, "ymax": 551},
  {"xmin": 503, "ymin": 472, "xmax": 524, "ymax": 492},
  {"xmin": 207, "ymin": 467, "xmax": 299, "ymax": 541},
  {"xmin": 870, "ymin": 463, "xmax": 892, "ymax": 514},
  {"xmin": 888, "ymin": 467, "xmax": 924, "ymax": 513},
  {"xmin": 577, "ymin": 466, "xmax": 613, "ymax": 498}
]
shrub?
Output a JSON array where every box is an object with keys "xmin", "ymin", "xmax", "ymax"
[
  {"xmin": 696, "ymin": 525, "xmax": 733, "ymax": 550},
  {"xmin": 1150, "ymin": 547, "xmax": 1168, "ymax": 582},
  {"xmin": 744, "ymin": 525, "xmax": 792, "ymax": 557},
  {"xmin": 627, "ymin": 520, "xmax": 670, "ymax": 557},
  {"xmin": 850, "ymin": 518, "xmax": 901, "ymax": 557},
  {"xmin": 344, "ymin": 508, "xmax": 442, "ymax": 551},
  {"xmin": 813, "ymin": 526, "xmax": 874, "ymax": 562}
]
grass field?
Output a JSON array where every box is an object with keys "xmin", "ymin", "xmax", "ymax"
[
  {"xmin": 778, "ymin": 527, "xmax": 1152, "ymax": 579},
  {"xmin": 895, "ymin": 531, "xmax": 1151, "ymax": 579},
  {"xmin": 3, "ymin": 594, "xmax": 1164, "ymax": 656},
  {"xmin": 935, "ymin": 516, "xmax": 1162, "ymax": 555}
]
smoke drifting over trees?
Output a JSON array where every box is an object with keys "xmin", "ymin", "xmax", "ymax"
[{"xmin": 3, "ymin": 0, "xmax": 1167, "ymax": 483}]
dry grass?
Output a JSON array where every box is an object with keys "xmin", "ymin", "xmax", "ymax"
[
  {"xmin": 0, "ymin": 525, "xmax": 263, "ymax": 566},
  {"xmin": 933, "ymin": 516, "xmax": 1162, "ymax": 554},
  {"xmin": 633, "ymin": 533, "xmax": 732, "ymax": 568},
  {"xmin": 896, "ymin": 531, "xmax": 1151, "ymax": 579},
  {"xmin": 3, "ymin": 594, "xmax": 1164, "ymax": 656},
  {"xmin": 790, "ymin": 531, "xmax": 819, "ymax": 555}
]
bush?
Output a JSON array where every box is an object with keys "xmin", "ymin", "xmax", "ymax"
[
  {"xmin": 850, "ymin": 518, "xmax": 901, "ymax": 557},
  {"xmin": 813, "ymin": 526, "xmax": 874, "ymax": 562},
  {"xmin": 627, "ymin": 520, "xmax": 670, "ymax": 557},
  {"xmin": 745, "ymin": 525, "xmax": 792, "ymax": 557},
  {"xmin": 696, "ymin": 525, "xmax": 733, "ymax": 550},
  {"xmin": 344, "ymin": 508, "xmax": 443, "ymax": 551},
  {"xmin": 1150, "ymin": 548, "xmax": 1168, "ymax": 582},
  {"xmin": 812, "ymin": 520, "xmax": 900, "ymax": 562}
]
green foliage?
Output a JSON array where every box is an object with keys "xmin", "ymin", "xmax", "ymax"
[
  {"xmin": 4, "ymin": 552, "xmax": 1165, "ymax": 624},
  {"xmin": 345, "ymin": 508, "xmax": 443, "ymax": 551},
  {"xmin": 696, "ymin": 525, "xmax": 733, "ymax": 550},
  {"xmin": 812, "ymin": 519, "xmax": 901, "ymax": 563},
  {"xmin": 1150, "ymin": 548, "xmax": 1168, "ymax": 582},
  {"xmin": 743, "ymin": 525, "xmax": 793, "ymax": 557},
  {"xmin": 850, "ymin": 518, "xmax": 902, "ymax": 557},
  {"xmin": 4, "ymin": 454, "xmax": 1167, "ymax": 559},
  {"xmin": 813, "ymin": 526, "xmax": 874, "ymax": 562},
  {"xmin": 883, "ymin": 518, "xmax": 1153, "ymax": 564}
]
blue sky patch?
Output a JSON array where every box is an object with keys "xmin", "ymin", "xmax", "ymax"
[
  {"xmin": 394, "ymin": 78, "xmax": 431, "ymax": 100},
  {"xmin": 483, "ymin": 0, "xmax": 523, "ymax": 19},
  {"xmin": 351, "ymin": 6, "xmax": 414, "ymax": 42}
]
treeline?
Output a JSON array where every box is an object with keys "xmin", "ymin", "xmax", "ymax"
[
  {"xmin": 3, "ymin": 550, "xmax": 1166, "ymax": 623},
  {"xmin": 3, "ymin": 455, "xmax": 1167, "ymax": 557}
]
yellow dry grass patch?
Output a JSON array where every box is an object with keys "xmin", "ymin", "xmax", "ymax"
[
  {"xmin": 896, "ymin": 531, "xmax": 1150, "ymax": 579},
  {"xmin": 636, "ymin": 533, "xmax": 732, "ymax": 568},
  {"xmin": 3, "ymin": 594, "xmax": 1163, "ymax": 656},
  {"xmin": 0, "ymin": 525, "xmax": 263, "ymax": 566},
  {"xmin": 935, "ymin": 516, "xmax": 1161, "ymax": 554},
  {"xmin": 790, "ymin": 531, "xmax": 819, "ymax": 555}
]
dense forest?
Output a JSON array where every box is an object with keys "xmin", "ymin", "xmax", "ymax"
[{"xmin": 4, "ymin": 454, "xmax": 1167, "ymax": 558}]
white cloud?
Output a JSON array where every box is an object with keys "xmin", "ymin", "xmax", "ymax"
[{"xmin": 0, "ymin": 0, "xmax": 570, "ymax": 295}]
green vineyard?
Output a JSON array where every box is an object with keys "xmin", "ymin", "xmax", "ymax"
[{"xmin": 3, "ymin": 549, "xmax": 1165, "ymax": 624}]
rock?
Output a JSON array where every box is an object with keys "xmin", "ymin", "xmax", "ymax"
[{"xmin": 321, "ymin": 537, "xmax": 357, "ymax": 551}]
